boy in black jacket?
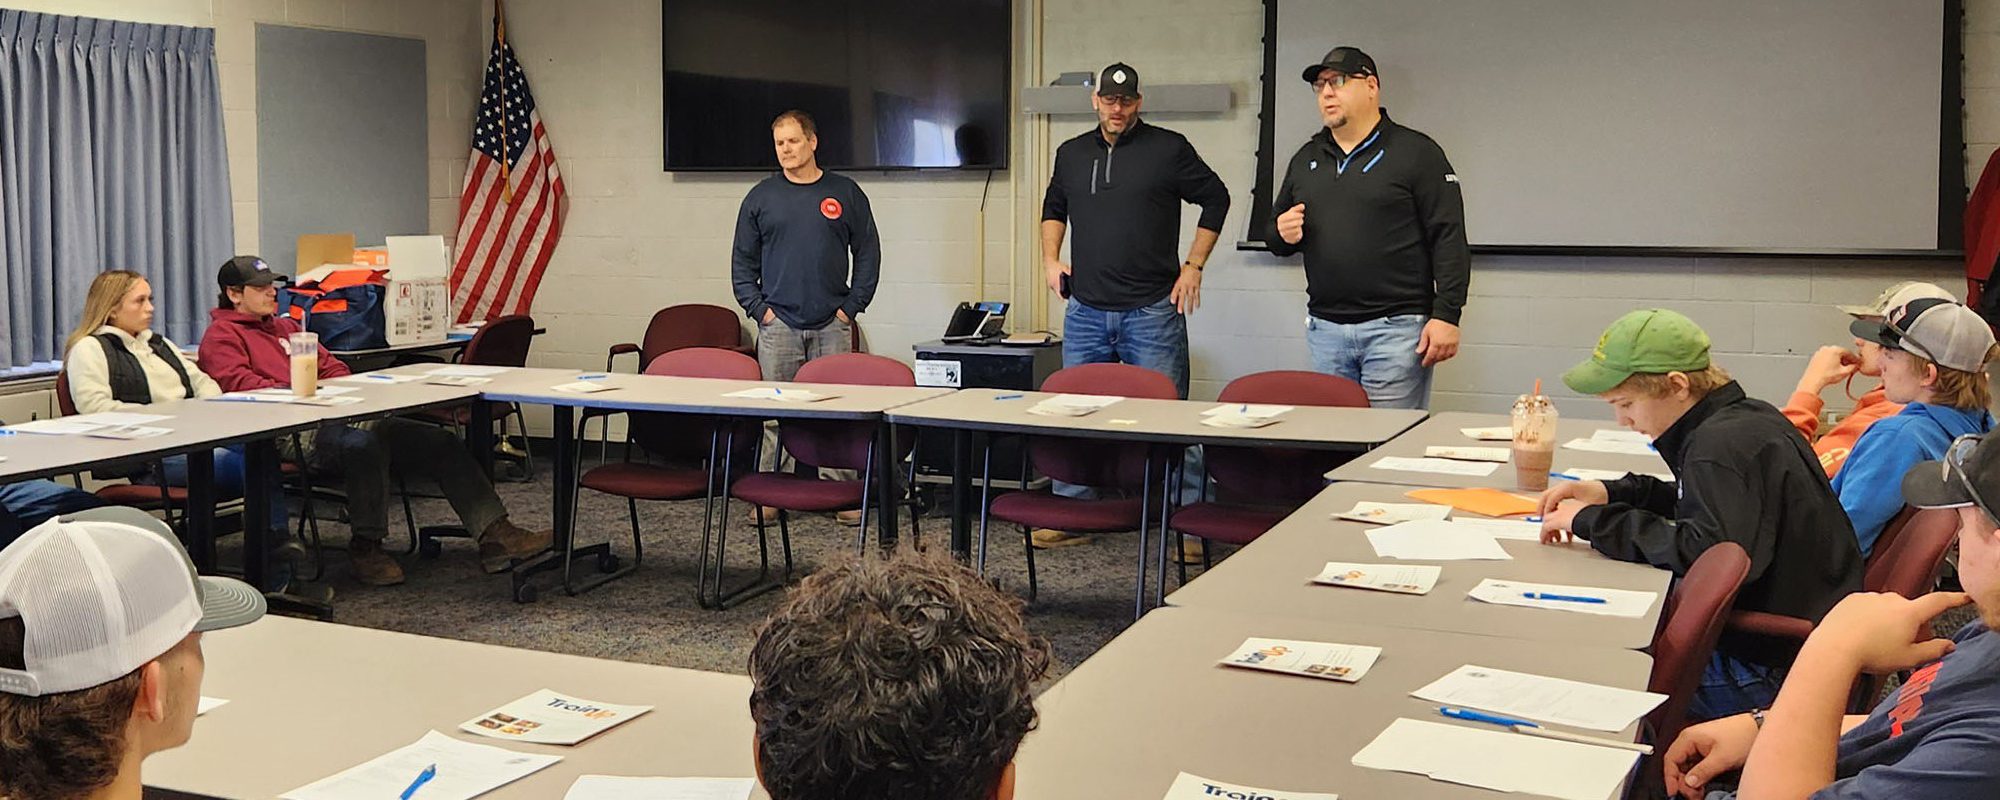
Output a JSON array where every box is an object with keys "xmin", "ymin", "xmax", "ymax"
[{"xmin": 1539, "ymin": 309, "xmax": 1863, "ymax": 720}]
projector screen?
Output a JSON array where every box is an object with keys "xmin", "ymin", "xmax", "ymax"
[{"xmin": 1254, "ymin": 0, "xmax": 1960, "ymax": 253}]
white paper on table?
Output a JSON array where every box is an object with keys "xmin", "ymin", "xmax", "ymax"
[
  {"xmin": 427, "ymin": 365, "xmax": 511, "ymax": 377},
  {"xmin": 1332, "ymin": 501, "xmax": 1453, "ymax": 525},
  {"xmin": 84, "ymin": 425, "xmax": 172, "ymax": 440},
  {"xmin": 3, "ymin": 418, "xmax": 109, "ymax": 435},
  {"xmin": 1026, "ymin": 393, "xmax": 1122, "ymax": 417},
  {"xmin": 211, "ymin": 391, "xmax": 299, "ymax": 404},
  {"xmin": 459, "ymin": 689, "xmax": 652, "ymax": 746},
  {"xmin": 1200, "ymin": 413, "xmax": 1281, "ymax": 429},
  {"xmin": 77, "ymin": 412, "xmax": 173, "ymax": 426},
  {"xmin": 280, "ymin": 730, "xmax": 561, "ymax": 800},
  {"xmin": 722, "ymin": 387, "xmax": 836, "ymax": 403},
  {"xmin": 294, "ymin": 395, "xmax": 365, "ymax": 407},
  {"xmin": 1412, "ymin": 665, "xmax": 1667, "ymax": 733},
  {"xmin": 1367, "ymin": 456, "xmax": 1501, "ymax": 477},
  {"xmin": 1591, "ymin": 429, "xmax": 1653, "ymax": 445},
  {"xmin": 197, "ymin": 696, "xmax": 228, "ymax": 716},
  {"xmin": 1350, "ymin": 718, "xmax": 1638, "ymax": 800},
  {"xmin": 563, "ymin": 776, "xmax": 754, "ymax": 800},
  {"xmin": 1218, "ymin": 637, "xmax": 1383, "ymax": 683},
  {"xmin": 1449, "ymin": 518, "xmax": 1546, "ymax": 541},
  {"xmin": 1467, "ymin": 579, "xmax": 1659, "ymax": 618},
  {"xmin": 428, "ymin": 376, "xmax": 494, "ymax": 387},
  {"xmin": 1312, "ymin": 562, "xmax": 1441, "ymax": 595},
  {"xmin": 1365, "ymin": 520, "xmax": 1514, "ymax": 561},
  {"xmin": 1562, "ymin": 438, "xmax": 1657, "ymax": 456},
  {"xmin": 1562, "ymin": 468, "xmax": 1675, "ymax": 483},
  {"xmin": 1161, "ymin": 772, "xmax": 1338, "ymax": 800},
  {"xmin": 336, "ymin": 372, "xmax": 424, "ymax": 384},
  {"xmin": 1201, "ymin": 403, "xmax": 1293, "ymax": 420},
  {"xmin": 1460, "ymin": 426, "xmax": 1514, "ymax": 441},
  {"xmin": 255, "ymin": 386, "xmax": 357, "ymax": 396},
  {"xmin": 552, "ymin": 381, "xmax": 618, "ymax": 394},
  {"xmin": 1423, "ymin": 445, "xmax": 1511, "ymax": 462}
]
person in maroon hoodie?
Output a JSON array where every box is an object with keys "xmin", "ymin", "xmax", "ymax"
[{"xmin": 197, "ymin": 256, "xmax": 549, "ymax": 587}]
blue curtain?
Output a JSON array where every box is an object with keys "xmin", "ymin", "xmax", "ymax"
[{"xmin": 0, "ymin": 10, "xmax": 232, "ymax": 369}]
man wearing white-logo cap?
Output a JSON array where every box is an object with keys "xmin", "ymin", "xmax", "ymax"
[
  {"xmin": 0, "ymin": 508, "xmax": 264, "ymax": 800},
  {"xmin": 1784, "ymin": 281, "xmax": 1959, "ymax": 477}
]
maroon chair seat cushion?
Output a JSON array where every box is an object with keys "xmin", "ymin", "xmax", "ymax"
[
  {"xmin": 96, "ymin": 484, "xmax": 188, "ymax": 507},
  {"xmin": 988, "ymin": 492, "xmax": 1146, "ymax": 534},
  {"xmin": 579, "ymin": 462, "xmax": 714, "ymax": 501},
  {"xmin": 729, "ymin": 473, "xmax": 866, "ymax": 512},
  {"xmin": 1170, "ymin": 502, "xmax": 1293, "ymax": 546}
]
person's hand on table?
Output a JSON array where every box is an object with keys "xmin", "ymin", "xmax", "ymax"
[
  {"xmin": 1664, "ymin": 713, "xmax": 1759, "ymax": 799},
  {"xmin": 1538, "ymin": 499, "xmax": 1590, "ymax": 544},
  {"xmin": 1805, "ymin": 590, "xmax": 1971, "ymax": 674}
]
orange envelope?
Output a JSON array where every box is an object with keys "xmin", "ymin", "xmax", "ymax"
[{"xmin": 1404, "ymin": 487, "xmax": 1540, "ymax": 518}]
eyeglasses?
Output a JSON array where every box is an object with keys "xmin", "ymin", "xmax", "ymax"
[
  {"xmin": 1946, "ymin": 433, "xmax": 2000, "ymax": 526},
  {"xmin": 1312, "ymin": 73, "xmax": 1369, "ymax": 92},
  {"xmin": 1096, "ymin": 94, "xmax": 1138, "ymax": 108}
]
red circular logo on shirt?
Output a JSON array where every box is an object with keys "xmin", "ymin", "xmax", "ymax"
[{"xmin": 820, "ymin": 198, "xmax": 843, "ymax": 220}]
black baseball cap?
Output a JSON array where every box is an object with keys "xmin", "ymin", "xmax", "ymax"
[
  {"xmin": 1301, "ymin": 46, "xmax": 1377, "ymax": 84},
  {"xmin": 217, "ymin": 255, "xmax": 286, "ymax": 288},
  {"xmin": 1903, "ymin": 433, "xmax": 2000, "ymax": 519},
  {"xmin": 1097, "ymin": 63, "xmax": 1140, "ymax": 98}
]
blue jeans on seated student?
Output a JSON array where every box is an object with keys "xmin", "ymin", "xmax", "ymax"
[
  {"xmin": 1687, "ymin": 652, "xmax": 1785, "ymax": 722},
  {"xmin": 0, "ymin": 480, "xmax": 108, "ymax": 546},
  {"xmin": 1057, "ymin": 297, "xmax": 1204, "ymax": 505},
  {"xmin": 139, "ymin": 445, "xmax": 290, "ymax": 537},
  {"xmin": 1305, "ymin": 313, "xmax": 1432, "ymax": 410}
]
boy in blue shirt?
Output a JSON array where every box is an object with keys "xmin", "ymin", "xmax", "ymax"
[
  {"xmin": 1836, "ymin": 298, "xmax": 1997, "ymax": 555},
  {"xmin": 1664, "ymin": 433, "xmax": 2000, "ymax": 799}
]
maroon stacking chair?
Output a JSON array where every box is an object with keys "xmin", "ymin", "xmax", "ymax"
[
  {"xmin": 980, "ymin": 363, "xmax": 1179, "ymax": 614},
  {"xmin": 607, "ymin": 304, "xmax": 753, "ymax": 373},
  {"xmin": 54, "ymin": 371, "xmax": 187, "ymax": 528},
  {"xmin": 720, "ymin": 354, "xmax": 917, "ymax": 604},
  {"xmin": 402, "ymin": 315, "xmax": 538, "ymax": 556},
  {"xmin": 1642, "ymin": 542, "xmax": 1751, "ymax": 798},
  {"xmin": 573, "ymin": 347, "xmax": 763, "ymax": 602},
  {"xmin": 1170, "ymin": 371, "xmax": 1369, "ymax": 574}
]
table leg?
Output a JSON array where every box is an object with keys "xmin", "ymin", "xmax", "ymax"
[
  {"xmin": 468, "ymin": 400, "xmax": 496, "ymax": 479},
  {"xmin": 508, "ymin": 404, "xmax": 628, "ymax": 601},
  {"xmin": 875, "ymin": 422, "xmax": 897, "ymax": 550},
  {"xmin": 185, "ymin": 447, "xmax": 217, "ymax": 573},
  {"xmin": 949, "ymin": 427, "xmax": 974, "ymax": 559}
]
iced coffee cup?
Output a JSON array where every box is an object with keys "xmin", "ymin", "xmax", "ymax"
[
  {"xmin": 288, "ymin": 332, "xmax": 319, "ymax": 398},
  {"xmin": 1511, "ymin": 392, "xmax": 1559, "ymax": 491}
]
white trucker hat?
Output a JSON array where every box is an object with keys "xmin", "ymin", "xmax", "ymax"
[
  {"xmin": 1851, "ymin": 297, "xmax": 1999, "ymax": 374},
  {"xmin": 1835, "ymin": 281, "xmax": 1957, "ymax": 319},
  {"xmin": 0, "ymin": 508, "xmax": 264, "ymax": 697}
]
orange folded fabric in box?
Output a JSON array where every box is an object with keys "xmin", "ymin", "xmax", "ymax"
[{"xmin": 1404, "ymin": 487, "xmax": 1540, "ymax": 518}]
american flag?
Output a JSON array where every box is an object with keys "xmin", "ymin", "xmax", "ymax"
[{"xmin": 450, "ymin": 4, "xmax": 566, "ymax": 323}]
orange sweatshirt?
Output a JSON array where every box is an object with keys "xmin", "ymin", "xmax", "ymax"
[{"xmin": 1783, "ymin": 386, "xmax": 1903, "ymax": 477}]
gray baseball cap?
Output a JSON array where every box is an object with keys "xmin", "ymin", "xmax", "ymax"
[
  {"xmin": 1850, "ymin": 297, "xmax": 1997, "ymax": 373},
  {"xmin": 1835, "ymin": 281, "xmax": 1957, "ymax": 319}
]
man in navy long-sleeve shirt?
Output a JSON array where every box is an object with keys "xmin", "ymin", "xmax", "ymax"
[{"xmin": 732, "ymin": 110, "xmax": 881, "ymax": 382}]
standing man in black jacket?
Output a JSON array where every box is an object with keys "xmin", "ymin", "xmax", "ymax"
[
  {"xmin": 1038, "ymin": 63, "xmax": 1230, "ymax": 549},
  {"xmin": 1268, "ymin": 47, "xmax": 1469, "ymax": 409},
  {"xmin": 1538, "ymin": 309, "xmax": 1864, "ymax": 721}
]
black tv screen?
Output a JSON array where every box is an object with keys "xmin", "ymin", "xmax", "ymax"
[{"xmin": 661, "ymin": 0, "xmax": 1010, "ymax": 172}]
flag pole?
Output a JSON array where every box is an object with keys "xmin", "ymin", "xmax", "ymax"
[{"xmin": 496, "ymin": 0, "xmax": 514, "ymax": 204}]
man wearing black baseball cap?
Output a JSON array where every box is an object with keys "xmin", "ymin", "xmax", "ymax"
[
  {"xmin": 212, "ymin": 255, "xmax": 285, "ymax": 305},
  {"xmin": 1267, "ymin": 46, "xmax": 1470, "ymax": 410},
  {"xmin": 1662, "ymin": 437, "xmax": 2000, "ymax": 797},
  {"xmin": 1037, "ymin": 62, "xmax": 1230, "ymax": 550}
]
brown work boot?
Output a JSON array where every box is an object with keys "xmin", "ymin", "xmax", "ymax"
[
  {"xmin": 478, "ymin": 517, "xmax": 552, "ymax": 574},
  {"xmin": 746, "ymin": 505, "xmax": 782, "ymax": 526},
  {"xmin": 348, "ymin": 537, "xmax": 405, "ymax": 586},
  {"xmin": 1176, "ymin": 537, "xmax": 1208, "ymax": 565},
  {"xmin": 1031, "ymin": 528, "xmax": 1091, "ymax": 549},
  {"xmin": 834, "ymin": 509, "xmax": 863, "ymax": 527}
]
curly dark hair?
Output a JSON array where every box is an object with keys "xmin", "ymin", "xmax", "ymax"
[
  {"xmin": 749, "ymin": 551, "xmax": 1051, "ymax": 800},
  {"xmin": 0, "ymin": 616, "xmax": 144, "ymax": 800}
]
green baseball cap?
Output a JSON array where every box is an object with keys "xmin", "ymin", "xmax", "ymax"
[{"xmin": 1563, "ymin": 309, "xmax": 1713, "ymax": 395}]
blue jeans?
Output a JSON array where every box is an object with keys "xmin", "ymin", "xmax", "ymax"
[
  {"xmin": 1687, "ymin": 652, "xmax": 1785, "ymax": 721},
  {"xmin": 142, "ymin": 446, "xmax": 288, "ymax": 535},
  {"xmin": 1058, "ymin": 297, "xmax": 1203, "ymax": 504},
  {"xmin": 0, "ymin": 480, "xmax": 108, "ymax": 545},
  {"xmin": 1305, "ymin": 314, "xmax": 1432, "ymax": 410}
]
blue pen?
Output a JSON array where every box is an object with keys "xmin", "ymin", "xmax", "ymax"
[
  {"xmin": 1523, "ymin": 592, "xmax": 1608, "ymax": 604},
  {"xmin": 399, "ymin": 764, "xmax": 437, "ymax": 800},
  {"xmin": 1439, "ymin": 706, "xmax": 1540, "ymax": 729},
  {"xmin": 577, "ymin": 373, "xmax": 609, "ymax": 380},
  {"xmin": 1524, "ymin": 515, "xmax": 1542, "ymax": 522},
  {"xmin": 1548, "ymin": 471, "xmax": 1578, "ymax": 481},
  {"xmin": 992, "ymin": 393, "xmax": 1024, "ymax": 400}
]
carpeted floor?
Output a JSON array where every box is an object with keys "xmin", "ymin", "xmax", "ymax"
[{"xmin": 265, "ymin": 461, "xmax": 1214, "ymax": 680}]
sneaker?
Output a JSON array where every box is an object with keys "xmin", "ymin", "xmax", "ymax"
[
  {"xmin": 348, "ymin": 538, "xmax": 406, "ymax": 586},
  {"xmin": 479, "ymin": 518, "xmax": 552, "ymax": 574},
  {"xmin": 834, "ymin": 509, "xmax": 863, "ymax": 527},
  {"xmin": 1030, "ymin": 528, "xmax": 1091, "ymax": 549},
  {"xmin": 272, "ymin": 531, "xmax": 309, "ymax": 566},
  {"xmin": 746, "ymin": 506, "xmax": 783, "ymax": 526}
]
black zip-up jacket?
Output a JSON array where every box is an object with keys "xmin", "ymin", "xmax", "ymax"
[
  {"xmin": 1571, "ymin": 382, "xmax": 1864, "ymax": 668},
  {"xmin": 1265, "ymin": 111, "xmax": 1471, "ymax": 325},
  {"xmin": 1042, "ymin": 119, "xmax": 1229, "ymax": 310}
]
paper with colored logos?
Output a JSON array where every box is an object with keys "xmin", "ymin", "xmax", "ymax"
[
  {"xmin": 1026, "ymin": 393, "xmax": 1122, "ymax": 417},
  {"xmin": 1560, "ymin": 468, "xmax": 1675, "ymax": 483},
  {"xmin": 1332, "ymin": 501, "xmax": 1452, "ymax": 525},
  {"xmin": 1467, "ymin": 579, "xmax": 1658, "ymax": 618},
  {"xmin": 563, "ymin": 776, "xmax": 754, "ymax": 800},
  {"xmin": 1449, "ymin": 517, "xmax": 1546, "ymax": 541},
  {"xmin": 1365, "ymin": 520, "xmax": 1513, "ymax": 561},
  {"xmin": 1423, "ymin": 445, "xmax": 1511, "ymax": 462},
  {"xmin": 1460, "ymin": 426, "xmax": 1514, "ymax": 441},
  {"xmin": 281, "ymin": 730, "xmax": 561, "ymax": 800},
  {"xmin": 1312, "ymin": 562, "xmax": 1441, "ymax": 595},
  {"xmin": 1161, "ymin": 773, "xmax": 1337, "ymax": 800},
  {"xmin": 1218, "ymin": 637, "xmax": 1383, "ymax": 683},
  {"xmin": 723, "ymin": 387, "xmax": 837, "ymax": 403},
  {"xmin": 1351, "ymin": 718, "xmax": 1638, "ymax": 800},
  {"xmin": 1368, "ymin": 456, "xmax": 1500, "ymax": 477},
  {"xmin": 1412, "ymin": 665, "xmax": 1667, "ymax": 733},
  {"xmin": 459, "ymin": 689, "xmax": 652, "ymax": 746},
  {"xmin": 1562, "ymin": 437, "xmax": 1657, "ymax": 456}
]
